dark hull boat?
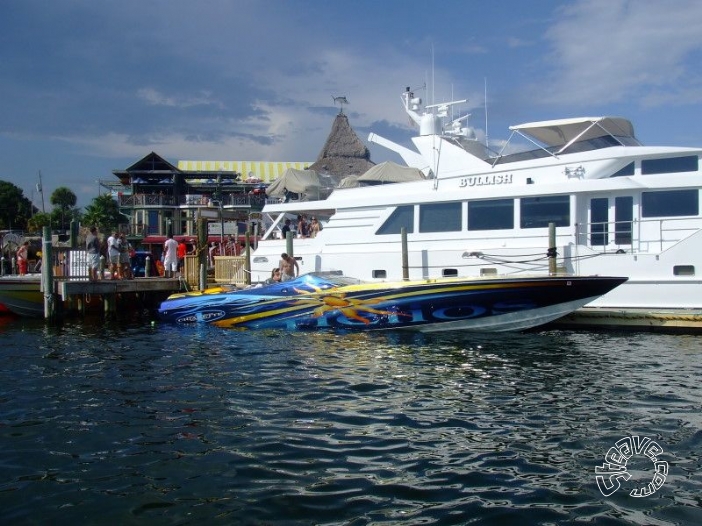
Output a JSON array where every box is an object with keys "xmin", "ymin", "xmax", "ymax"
[
  {"xmin": 0, "ymin": 276, "xmax": 43, "ymax": 317},
  {"xmin": 158, "ymin": 273, "xmax": 627, "ymax": 333}
]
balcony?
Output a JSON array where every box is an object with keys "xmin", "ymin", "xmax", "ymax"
[
  {"xmin": 119, "ymin": 194, "xmax": 176, "ymax": 207},
  {"xmin": 118, "ymin": 192, "xmax": 273, "ymax": 210}
]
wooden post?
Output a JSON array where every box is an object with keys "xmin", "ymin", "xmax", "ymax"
[
  {"xmin": 104, "ymin": 294, "xmax": 116, "ymax": 319},
  {"xmin": 245, "ymin": 230, "xmax": 251, "ymax": 285},
  {"xmin": 401, "ymin": 227, "xmax": 409, "ymax": 281},
  {"xmin": 197, "ymin": 216, "xmax": 208, "ymax": 290},
  {"xmin": 285, "ymin": 230, "xmax": 293, "ymax": 257},
  {"xmin": 69, "ymin": 220, "xmax": 79, "ymax": 249},
  {"xmin": 548, "ymin": 222, "xmax": 557, "ymax": 275},
  {"xmin": 41, "ymin": 226, "xmax": 55, "ymax": 319}
]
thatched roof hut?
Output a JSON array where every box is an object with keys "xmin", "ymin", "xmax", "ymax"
[{"xmin": 308, "ymin": 113, "xmax": 375, "ymax": 183}]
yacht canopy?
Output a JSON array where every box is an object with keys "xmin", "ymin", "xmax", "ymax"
[
  {"xmin": 510, "ymin": 117, "xmax": 636, "ymax": 147},
  {"xmin": 357, "ymin": 161, "xmax": 426, "ymax": 184},
  {"xmin": 266, "ymin": 168, "xmax": 324, "ymax": 200}
]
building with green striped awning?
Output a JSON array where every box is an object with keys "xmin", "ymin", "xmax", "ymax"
[{"xmin": 177, "ymin": 160, "xmax": 312, "ymax": 183}]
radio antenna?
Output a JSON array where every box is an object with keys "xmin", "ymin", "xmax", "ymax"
[{"xmin": 484, "ymin": 78, "xmax": 489, "ymax": 148}]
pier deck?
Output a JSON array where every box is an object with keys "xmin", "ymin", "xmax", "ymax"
[
  {"xmin": 57, "ymin": 277, "xmax": 184, "ymax": 297},
  {"xmin": 548, "ymin": 307, "xmax": 702, "ymax": 333}
]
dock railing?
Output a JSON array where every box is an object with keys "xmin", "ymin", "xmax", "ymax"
[
  {"xmin": 213, "ymin": 256, "xmax": 247, "ymax": 286},
  {"xmin": 50, "ymin": 247, "xmax": 90, "ymax": 281}
]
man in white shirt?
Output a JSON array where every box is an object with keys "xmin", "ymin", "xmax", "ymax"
[
  {"xmin": 107, "ymin": 231, "xmax": 121, "ymax": 279},
  {"xmin": 163, "ymin": 233, "xmax": 179, "ymax": 278}
]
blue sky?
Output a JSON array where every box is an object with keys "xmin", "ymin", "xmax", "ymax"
[{"xmin": 2, "ymin": 0, "xmax": 702, "ymax": 209}]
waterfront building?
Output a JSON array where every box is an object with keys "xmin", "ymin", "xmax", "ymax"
[
  {"xmin": 101, "ymin": 110, "xmax": 372, "ymax": 254},
  {"xmin": 100, "ymin": 152, "xmax": 311, "ymax": 253}
]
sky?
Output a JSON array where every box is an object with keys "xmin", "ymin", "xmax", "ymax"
[{"xmin": 2, "ymin": 0, "xmax": 702, "ymax": 209}]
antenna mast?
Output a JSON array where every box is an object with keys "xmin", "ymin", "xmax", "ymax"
[
  {"xmin": 37, "ymin": 170, "xmax": 45, "ymax": 213},
  {"xmin": 484, "ymin": 78, "xmax": 489, "ymax": 149}
]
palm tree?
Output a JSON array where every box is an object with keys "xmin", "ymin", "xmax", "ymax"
[
  {"xmin": 82, "ymin": 194, "xmax": 128, "ymax": 233},
  {"xmin": 50, "ymin": 187, "xmax": 77, "ymax": 231}
]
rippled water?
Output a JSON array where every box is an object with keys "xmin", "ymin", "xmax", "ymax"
[{"xmin": 1, "ymin": 316, "xmax": 701, "ymax": 525}]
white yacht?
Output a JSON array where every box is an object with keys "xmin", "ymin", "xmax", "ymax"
[{"xmin": 251, "ymin": 88, "xmax": 702, "ymax": 310}]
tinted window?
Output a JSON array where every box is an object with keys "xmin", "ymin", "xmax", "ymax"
[
  {"xmin": 673, "ymin": 265, "xmax": 695, "ymax": 276},
  {"xmin": 376, "ymin": 205, "xmax": 414, "ymax": 235},
  {"xmin": 615, "ymin": 196, "xmax": 633, "ymax": 245},
  {"xmin": 468, "ymin": 199, "xmax": 514, "ymax": 230},
  {"xmin": 520, "ymin": 196, "xmax": 570, "ymax": 228},
  {"xmin": 590, "ymin": 197, "xmax": 608, "ymax": 246},
  {"xmin": 611, "ymin": 162, "xmax": 635, "ymax": 177},
  {"xmin": 641, "ymin": 156, "xmax": 698, "ymax": 175},
  {"xmin": 419, "ymin": 202, "xmax": 462, "ymax": 232},
  {"xmin": 642, "ymin": 190, "xmax": 699, "ymax": 217}
]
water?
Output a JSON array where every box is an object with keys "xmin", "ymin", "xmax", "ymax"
[{"xmin": 1, "ymin": 316, "xmax": 701, "ymax": 525}]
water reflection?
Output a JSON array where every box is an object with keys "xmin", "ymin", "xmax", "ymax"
[{"xmin": 0, "ymin": 320, "xmax": 700, "ymax": 524}]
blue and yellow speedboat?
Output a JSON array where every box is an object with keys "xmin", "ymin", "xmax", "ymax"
[{"xmin": 157, "ymin": 273, "xmax": 627, "ymax": 332}]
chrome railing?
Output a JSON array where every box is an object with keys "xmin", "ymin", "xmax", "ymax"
[{"xmin": 576, "ymin": 216, "xmax": 702, "ymax": 253}]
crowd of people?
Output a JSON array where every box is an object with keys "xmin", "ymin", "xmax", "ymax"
[
  {"xmin": 104, "ymin": 230, "xmax": 134, "ymax": 280},
  {"xmin": 279, "ymin": 215, "xmax": 321, "ymax": 240},
  {"xmin": 9, "ymin": 216, "xmax": 313, "ymax": 283}
]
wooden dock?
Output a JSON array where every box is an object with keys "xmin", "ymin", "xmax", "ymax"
[
  {"xmin": 56, "ymin": 277, "xmax": 185, "ymax": 318},
  {"xmin": 548, "ymin": 307, "xmax": 702, "ymax": 333}
]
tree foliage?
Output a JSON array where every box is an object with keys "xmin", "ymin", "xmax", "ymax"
[
  {"xmin": 50, "ymin": 187, "xmax": 79, "ymax": 231},
  {"xmin": 27, "ymin": 212, "xmax": 53, "ymax": 234},
  {"xmin": 0, "ymin": 180, "xmax": 34, "ymax": 230},
  {"xmin": 50, "ymin": 186, "xmax": 77, "ymax": 210},
  {"xmin": 82, "ymin": 193, "xmax": 127, "ymax": 232}
]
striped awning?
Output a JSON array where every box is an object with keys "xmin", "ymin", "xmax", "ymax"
[{"xmin": 177, "ymin": 160, "xmax": 313, "ymax": 183}]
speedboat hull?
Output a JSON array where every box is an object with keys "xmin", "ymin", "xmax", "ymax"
[
  {"xmin": 158, "ymin": 273, "xmax": 627, "ymax": 332},
  {"xmin": 0, "ymin": 277, "xmax": 43, "ymax": 317}
]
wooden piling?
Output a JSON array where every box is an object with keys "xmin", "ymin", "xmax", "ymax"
[
  {"xmin": 401, "ymin": 227, "xmax": 409, "ymax": 280},
  {"xmin": 41, "ymin": 226, "xmax": 55, "ymax": 319},
  {"xmin": 245, "ymin": 230, "xmax": 251, "ymax": 286},
  {"xmin": 548, "ymin": 222, "xmax": 557, "ymax": 275},
  {"xmin": 285, "ymin": 230, "xmax": 293, "ymax": 257}
]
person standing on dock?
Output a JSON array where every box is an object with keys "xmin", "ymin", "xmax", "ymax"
[
  {"xmin": 177, "ymin": 238, "xmax": 187, "ymax": 275},
  {"xmin": 86, "ymin": 226, "xmax": 101, "ymax": 281},
  {"xmin": 163, "ymin": 233, "xmax": 179, "ymax": 278},
  {"xmin": 119, "ymin": 233, "xmax": 133, "ymax": 280},
  {"xmin": 107, "ymin": 231, "xmax": 122, "ymax": 279}
]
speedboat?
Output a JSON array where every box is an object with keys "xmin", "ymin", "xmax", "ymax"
[
  {"xmin": 0, "ymin": 276, "xmax": 43, "ymax": 317},
  {"xmin": 157, "ymin": 272, "xmax": 627, "ymax": 332}
]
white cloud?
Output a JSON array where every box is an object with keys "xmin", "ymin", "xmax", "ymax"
[
  {"xmin": 539, "ymin": 0, "xmax": 702, "ymax": 107},
  {"xmin": 136, "ymin": 87, "xmax": 223, "ymax": 109}
]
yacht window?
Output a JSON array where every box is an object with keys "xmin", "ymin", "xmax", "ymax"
[
  {"xmin": 419, "ymin": 202, "xmax": 462, "ymax": 232},
  {"xmin": 372, "ymin": 269, "xmax": 387, "ymax": 279},
  {"xmin": 673, "ymin": 265, "xmax": 695, "ymax": 276},
  {"xmin": 615, "ymin": 196, "xmax": 633, "ymax": 245},
  {"xmin": 611, "ymin": 162, "xmax": 635, "ymax": 177},
  {"xmin": 641, "ymin": 155, "xmax": 698, "ymax": 175},
  {"xmin": 590, "ymin": 197, "xmax": 609, "ymax": 246},
  {"xmin": 376, "ymin": 205, "xmax": 414, "ymax": 235},
  {"xmin": 468, "ymin": 199, "xmax": 514, "ymax": 230},
  {"xmin": 442, "ymin": 268, "xmax": 458, "ymax": 277},
  {"xmin": 520, "ymin": 196, "xmax": 570, "ymax": 228},
  {"xmin": 642, "ymin": 190, "xmax": 699, "ymax": 217}
]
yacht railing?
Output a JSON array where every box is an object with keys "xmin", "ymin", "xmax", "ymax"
[{"xmin": 575, "ymin": 216, "xmax": 702, "ymax": 253}]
